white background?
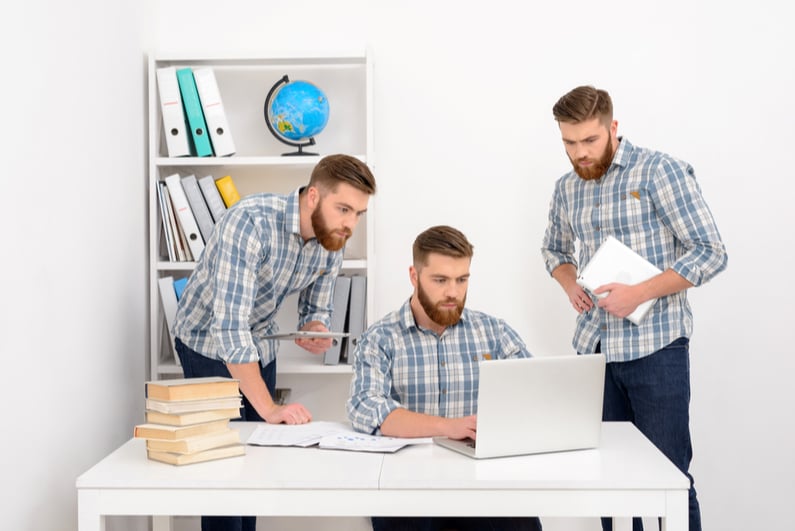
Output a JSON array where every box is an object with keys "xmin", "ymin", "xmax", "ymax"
[{"xmin": 1, "ymin": 1, "xmax": 793, "ymax": 530}]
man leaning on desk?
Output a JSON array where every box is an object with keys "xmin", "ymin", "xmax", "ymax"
[
  {"xmin": 172, "ymin": 154, "xmax": 376, "ymax": 531},
  {"xmin": 347, "ymin": 225, "xmax": 543, "ymax": 531}
]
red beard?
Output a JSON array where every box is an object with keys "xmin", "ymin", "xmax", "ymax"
[{"xmin": 570, "ymin": 139, "xmax": 614, "ymax": 181}]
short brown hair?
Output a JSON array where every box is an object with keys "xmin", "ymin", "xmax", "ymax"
[
  {"xmin": 413, "ymin": 225, "xmax": 474, "ymax": 268},
  {"xmin": 552, "ymin": 85, "xmax": 613, "ymax": 126},
  {"xmin": 309, "ymin": 154, "xmax": 377, "ymax": 195}
]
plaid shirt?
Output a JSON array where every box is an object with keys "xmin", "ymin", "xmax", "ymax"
[
  {"xmin": 347, "ymin": 299, "xmax": 531, "ymax": 434},
  {"xmin": 541, "ymin": 138, "xmax": 727, "ymax": 362},
  {"xmin": 173, "ymin": 188, "xmax": 342, "ymax": 366}
]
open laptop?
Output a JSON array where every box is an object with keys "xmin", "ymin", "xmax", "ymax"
[{"xmin": 433, "ymin": 354, "xmax": 605, "ymax": 459}]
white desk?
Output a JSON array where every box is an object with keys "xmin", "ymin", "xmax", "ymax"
[{"xmin": 77, "ymin": 422, "xmax": 688, "ymax": 531}]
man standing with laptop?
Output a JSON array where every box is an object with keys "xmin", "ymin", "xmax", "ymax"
[
  {"xmin": 347, "ymin": 225, "xmax": 542, "ymax": 531},
  {"xmin": 541, "ymin": 85, "xmax": 727, "ymax": 531}
]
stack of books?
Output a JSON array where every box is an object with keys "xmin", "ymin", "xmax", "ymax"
[{"xmin": 134, "ymin": 376, "xmax": 245, "ymax": 465}]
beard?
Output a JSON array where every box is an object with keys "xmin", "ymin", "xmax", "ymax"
[
  {"xmin": 417, "ymin": 279, "xmax": 466, "ymax": 327},
  {"xmin": 311, "ymin": 201, "xmax": 351, "ymax": 251},
  {"xmin": 569, "ymin": 139, "xmax": 614, "ymax": 181}
]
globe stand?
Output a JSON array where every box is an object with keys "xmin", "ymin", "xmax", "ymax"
[{"xmin": 264, "ymin": 75, "xmax": 319, "ymax": 156}]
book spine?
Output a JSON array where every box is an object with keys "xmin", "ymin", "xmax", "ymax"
[{"xmin": 215, "ymin": 175, "xmax": 241, "ymax": 208}]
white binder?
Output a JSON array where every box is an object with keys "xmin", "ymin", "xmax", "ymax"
[
  {"xmin": 576, "ymin": 236, "xmax": 662, "ymax": 325},
  {"xmin": 343, "ymin": 275, "xmax": 366, "ymax": 364},
  {"xmin": 193, "ymin": 67, "xmax": 236, "ymax": 157},
  {"xmin": 164, "ymin": 174, "xmax": 205, "ymax": 260},
  {"xmin": 155, "ymin": 67, "xmax": 191, "ymax": 157},
  {"xmin": 323, "ymin": 276, "xmax": 352, "ymax": 365}
]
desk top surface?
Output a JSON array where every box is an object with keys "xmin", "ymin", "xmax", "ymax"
[{"xmin": 77, "ymin": 422, "xmax": 688, "ymax": 491}]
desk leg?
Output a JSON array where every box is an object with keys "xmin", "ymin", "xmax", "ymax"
[
  {"xmin": 77, "ymin": 491, "xmax": 105, "ymax": 531},
  {"xmin": 612, "ymin": 517, "xmax": 632, "ymax": 531},
  {"xmin": 662, "ymin": 490, "xmax": 688, "ymax": 531},
  {"xmin": 153, "ymin": 516, "xmax": 173, "ymax": 531}
]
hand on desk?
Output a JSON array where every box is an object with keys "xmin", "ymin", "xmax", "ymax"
[{"xmin": 263, "ymin": 402, "xmax": 313, "ymax": 425}]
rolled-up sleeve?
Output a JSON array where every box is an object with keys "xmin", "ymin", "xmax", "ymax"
[
  {"xmin": 346, "ymin": 329, "xmax": 403, "ymax": 434},
  {"xmin": 297, "ymin": 253, "xmax": 343, "ymax": 329},
  {"xmin": 541, "ymin": 182, "xmax": 578, "ymax": 275},
  {"xmin": 652, "ymin": 160, "xmax": 728, "ymax": 287}
]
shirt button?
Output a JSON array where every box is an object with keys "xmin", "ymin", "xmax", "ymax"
[
  {"xmin": 601, "ymin": 325, "xmax": 607, "ymax": 331},
  {"xmin": 595, "ymin": 226, "xmax": 601, "ymax": 231},
  {"xmin": 441, "ymin": 389, "xmax": 447, "ymax": 395}
]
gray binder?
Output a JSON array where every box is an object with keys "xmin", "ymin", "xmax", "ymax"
[
  {"xmin": 343, "ymin": 275, "xmax": 367, "ymax": 364},
  {"xmin": 198, "ymin": 174, "xmax": 228, "ymax": 223},
  {"xmin": 323, "ymin": 276, "xmax": 351, "ymax": 365},
  {"xmin": 181, "ymin": 175, "xmax": 215, "ymax": 243}
]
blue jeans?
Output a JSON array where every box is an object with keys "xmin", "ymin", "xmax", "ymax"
[
  {"xmin": 593, "ymin": 338, "xmax": 701, "ymax": 531},
  {"xmin": 175, "ymin": 338, "xmax": 277, "ymax": 531},
  {"xmin": 371, "ymin": 516, "xmax": 542, "ymax": 531}
]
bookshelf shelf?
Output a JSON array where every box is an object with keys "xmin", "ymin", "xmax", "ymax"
[
  {"xmin": 155, "ymin": 155, "xmax": 367, "ymax": 167},
  {"xmin": 147, "ymin": 52, "xmax": 373, "ymax": 420}
]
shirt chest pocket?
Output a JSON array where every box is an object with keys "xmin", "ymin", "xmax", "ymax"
[{"xmin": 607, "ymin": 188, "xmax": 654, "ymax": 232}]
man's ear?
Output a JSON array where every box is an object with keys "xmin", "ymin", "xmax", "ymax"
[
  {"xmin": 306, "ymin": 185, "xmax": 320, "ymax": 209},
  {"xmin": 409, "ymin": 266, "xmax": 418, "ymax": 289}
]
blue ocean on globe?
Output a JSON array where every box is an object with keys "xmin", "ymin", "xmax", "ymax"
[{"xmin": 268, "ymin": 80, "xmax": 330, "ymax": 141}]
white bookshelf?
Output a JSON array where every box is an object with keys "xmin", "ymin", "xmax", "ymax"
[{"xmin": 147, "ymin": 53, "xmax": 374, "ymax": 419}]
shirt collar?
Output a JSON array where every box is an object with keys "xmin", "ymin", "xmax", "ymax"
[
  {"xmin": 612, "ymin": 137, "xmax": 635, "ymax": 170},
  {"xmin": 285, "ymin": 187, "xmax": 303, "ymax": 238}
]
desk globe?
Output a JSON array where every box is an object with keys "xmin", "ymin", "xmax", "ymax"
[{"xmin": 264, "ymin": 75, "xmax": 330, "ymax": 156}]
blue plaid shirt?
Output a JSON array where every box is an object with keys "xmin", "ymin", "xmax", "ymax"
[
  {"xmin": 542, "ymin": 138, "xmax": 727, "ymax": 362},
  {"xmin": 173, "ymin": 188, "xmax": 342, "ymax": 366},
  {"xmin": 347, "ymin": 299, "xmax": 531, "ymax": 434}
]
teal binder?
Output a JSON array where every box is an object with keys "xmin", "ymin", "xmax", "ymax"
[{"xmin": 176, "ymin": 68, "xmax": 213, "ymax": 157}]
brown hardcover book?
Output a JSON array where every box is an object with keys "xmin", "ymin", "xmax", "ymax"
[
  {"xmin": 145, "ymin": 377, "xmax": 240, "ymax": 402},
  {"xmin": 145, "ymin": 407, "xmax": 241, "ymax": 426},
  {"xmin": 134, "ymin": 418, "xmax": 229, "ymax": 440},
  {"xmin": 147, "ymin": 444, "xmax": 245, "ymax": 466},
  {"xmin": 146, "ymin": 428, "xmax": 240, "ymax": 454},
  {"xmin": 145, "ymin": 396, "xmax": 243, "ymax": 414}
]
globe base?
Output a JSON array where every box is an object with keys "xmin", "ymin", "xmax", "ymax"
[{"xmin": 281, "ymin": 141, "xmax": 318, "ymax": 157}]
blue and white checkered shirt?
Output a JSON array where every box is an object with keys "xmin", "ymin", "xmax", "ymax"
[
  {"xmin": 173, "ymin": 188, "xmax": 342, "ymax": 366},
  {"xmin": 541, "ymin": 138, "xmax": 727, "ymax": 363},
  {"xmin": 347, "ymin": 299, "xmax": 531, "ymax": 434}
]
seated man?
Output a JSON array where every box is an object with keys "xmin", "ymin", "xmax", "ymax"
[{"xmin": 347, "ymin": 225, "xmax": 542, "ymax": 531}]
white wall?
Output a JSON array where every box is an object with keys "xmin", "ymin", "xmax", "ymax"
[
  {"xmin": 0, "ymin": 1, "xmax": 149, "ymax": 530},
  {"xmin": 3, "ymin": 1, "xmax": 793, "ymax": 530}
]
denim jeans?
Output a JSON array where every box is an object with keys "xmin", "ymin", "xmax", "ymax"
[
  {"xmin": 175, "ymin": 338, "xmax": 277, "ymax": 531},
  {"xmin": 594, "ymin": 337, "xmax": 701, "ymax": 531},
  {"xmin": 371, "ymin": 516, "xmax": 542, "ymax": 531}
]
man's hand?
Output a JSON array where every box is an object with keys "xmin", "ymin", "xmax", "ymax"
[
  {"xmin": 444, "ymin": 415, "xmax": 478, "ymax": 441},
  {"xmin": 294, "ymin": 320, "xmax": 333, "ymax": 354},
  {"xmin": 593, "ymin": 282, "xmax": 641, "ymax": 318},
  {"xmin": 566, "ymin": 283, "xmax": 594, "ymax": 315},
  {"xmin": 261, "ymin": 402, "xmax": 313, "ymax": 424},
  {"xmin": 225, "ymin": 361, "xmax": 314, "ymax": 423},
  {"xmin": 552, "ymin": 263, "xmax": 594, "ymax": 314}
]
